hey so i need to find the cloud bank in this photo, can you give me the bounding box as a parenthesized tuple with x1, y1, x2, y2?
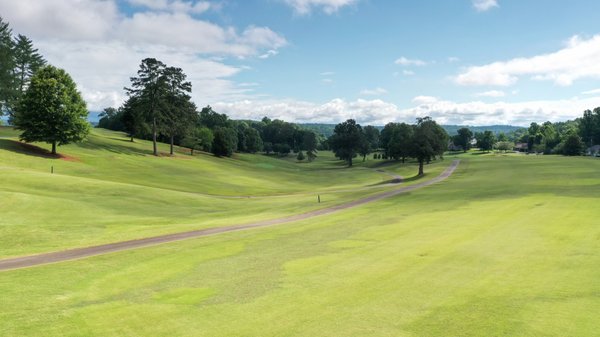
(213, 95, 600, 127)
(0, 0, 286, 110)
(456, 35, 600, 87)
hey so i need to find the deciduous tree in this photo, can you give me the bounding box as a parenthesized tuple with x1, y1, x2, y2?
(329, 119, 363, 167)
(13, 65, 89, 154)
(453, 127, 473, 152)
(410, 117, 448, 176)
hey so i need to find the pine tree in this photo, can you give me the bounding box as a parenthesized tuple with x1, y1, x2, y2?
(125, 58, 168, 156)
(161, 66, 195, 155)
(0, 17, 15, 116)
(12, 34, 46, 98)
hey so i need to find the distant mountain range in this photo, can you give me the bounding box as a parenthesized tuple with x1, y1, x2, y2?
(299, 123, 525, 138)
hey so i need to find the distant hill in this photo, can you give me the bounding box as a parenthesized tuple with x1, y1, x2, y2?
(299, 123, 525, 137)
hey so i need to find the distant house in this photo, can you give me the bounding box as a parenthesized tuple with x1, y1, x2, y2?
(448, 141, 463, 152)
(586, 145, 600, 156)
(514, 143, 528, 152)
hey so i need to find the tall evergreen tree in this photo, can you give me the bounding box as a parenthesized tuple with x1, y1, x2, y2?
(161, 66, 195, 155)
(12, 34, 46, 99)
(125, 58, 167, 156)
(121, 95, 147, 142)
(0, 17, 14, 116)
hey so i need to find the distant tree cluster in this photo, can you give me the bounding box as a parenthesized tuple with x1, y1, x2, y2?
(98, 62, 322, 158)
(447, 111, 598, 156)
(329, 117, 447, 175)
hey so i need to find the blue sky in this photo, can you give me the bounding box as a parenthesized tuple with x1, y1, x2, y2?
(3, 0, 600, 125)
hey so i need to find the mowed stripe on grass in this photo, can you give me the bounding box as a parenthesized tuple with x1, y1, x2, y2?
(0, 155, 598, 336)
(0, 160, 460, 271)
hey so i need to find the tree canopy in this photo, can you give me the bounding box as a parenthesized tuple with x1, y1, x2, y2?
(452, 127, 473, 152)
(329, 119, 364, 167)
(410, 117, 448, 175)
(13, 65, 89, 154)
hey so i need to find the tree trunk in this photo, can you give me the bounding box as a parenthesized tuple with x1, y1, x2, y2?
(363, 154, 366, 162)
(130, 135, 134, 142)
(348, 157, 353, 167)
(170, 135, 174, 156)
(418, 160, 424, 176)
(51, 141, 56, 155)
(402, 157, 405, 163)
(190, 148, 194, 156)
(152, 117, 158, 156)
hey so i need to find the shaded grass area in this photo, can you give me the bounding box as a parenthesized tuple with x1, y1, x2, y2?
(0, 154, 599, 336)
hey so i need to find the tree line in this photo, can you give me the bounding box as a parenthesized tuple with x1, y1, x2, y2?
(329, 117, 448, 175)
(449, 109, 600, 156)
(98, 58, 322, 159)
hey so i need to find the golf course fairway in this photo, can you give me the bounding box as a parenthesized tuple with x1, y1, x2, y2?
(1, 128, 599, 336)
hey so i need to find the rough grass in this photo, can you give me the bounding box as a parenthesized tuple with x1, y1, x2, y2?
(1, 147, 599, 336)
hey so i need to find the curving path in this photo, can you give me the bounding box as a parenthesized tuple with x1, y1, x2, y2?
(0, 160, 460, 272)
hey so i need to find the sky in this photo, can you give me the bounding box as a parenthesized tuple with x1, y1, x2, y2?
(3, 0, 600, 126)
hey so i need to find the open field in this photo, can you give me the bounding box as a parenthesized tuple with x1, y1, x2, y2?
(1, 128, 599, 336)
(0, 128, 447, 258)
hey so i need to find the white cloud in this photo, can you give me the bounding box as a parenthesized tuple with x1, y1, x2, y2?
(402, 70, 415, 76)
(321, 78, 334, 84)
(412, 96, 439, 105)
(120, 14, 286, 56)
(395, 57, 426, 66)
(213, 95, 600, 126)
(360, 87, 388, 96)
(320, 71, 335, 76)
(0, 0, 120, 40)
(127, 0, 212, 14)
(456, 34, 600, 87)
(581, 88, 600, 95)
(0, 0, 287, 111)
(259, 50, 279, 59)
(284, 0, 357, 15)
(472, 0, 498, 12)
(448, 56, 460, 63)
(475, 90, 505, 98)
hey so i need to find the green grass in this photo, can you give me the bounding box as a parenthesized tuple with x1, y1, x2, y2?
(1, 128, 599, 336)
(0, 128, 444, 257)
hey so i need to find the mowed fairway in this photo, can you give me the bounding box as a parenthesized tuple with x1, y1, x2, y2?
(0, 130, 599, 336)
(0, 127, 450, 258)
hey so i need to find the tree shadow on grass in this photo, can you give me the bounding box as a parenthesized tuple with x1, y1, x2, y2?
(75, 138, 154, 156)
(0, 139, 63, 159)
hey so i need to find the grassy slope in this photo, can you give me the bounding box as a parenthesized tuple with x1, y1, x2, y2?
(0, 128, 445, 258)
(1, 153, 599, 336)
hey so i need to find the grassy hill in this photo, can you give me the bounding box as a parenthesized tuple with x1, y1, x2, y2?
(0, 127, 447, 258)
(1, 126, 599, 336)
